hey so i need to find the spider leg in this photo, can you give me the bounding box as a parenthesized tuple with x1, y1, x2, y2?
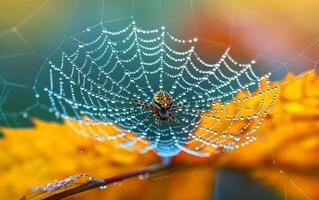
(168, 101, 187, 112)
(134, 99, 157, 112)
(156, 115, 161, 127)
(168, 113, 179, 123)
(145, 112, 155, 123)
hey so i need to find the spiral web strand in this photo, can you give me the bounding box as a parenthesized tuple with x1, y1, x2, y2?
(35, 19, 277, 157)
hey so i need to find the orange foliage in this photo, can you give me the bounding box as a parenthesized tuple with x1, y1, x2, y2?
(1, 70, 318, 200)
(0, 120, 214, 200)
(0, 119, 156, 199)
(214, 70, 319, 200)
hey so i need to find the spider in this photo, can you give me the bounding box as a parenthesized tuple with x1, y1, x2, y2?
(134, 91, 186, 127)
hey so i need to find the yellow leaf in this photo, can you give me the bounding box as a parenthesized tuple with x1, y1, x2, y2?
(0, 120, 158, 199)
(214, 70, 319, 200)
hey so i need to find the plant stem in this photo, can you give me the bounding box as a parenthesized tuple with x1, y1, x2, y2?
(23, 154, 220, 200)
(42, 163, 170, 200)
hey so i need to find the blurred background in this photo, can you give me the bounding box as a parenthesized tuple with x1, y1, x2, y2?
(0, 0, 318, 199)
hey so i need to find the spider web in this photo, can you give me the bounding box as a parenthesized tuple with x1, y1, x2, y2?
(0, 76, 11, 128)
(34, 19, 276, 157)
(0, 0, 317, 198)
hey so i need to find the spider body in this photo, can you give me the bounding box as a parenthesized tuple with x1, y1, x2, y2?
(153, 91, 172, 120)
(134, 91, 186, 127)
